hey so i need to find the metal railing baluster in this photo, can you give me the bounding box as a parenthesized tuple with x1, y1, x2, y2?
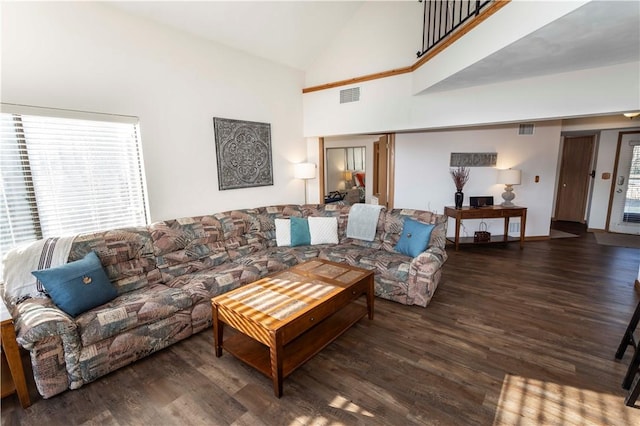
(417, 0, 493, 58)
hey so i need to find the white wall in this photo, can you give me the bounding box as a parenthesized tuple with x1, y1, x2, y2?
(303, 61, 639, 137)
(305, 1, 420, 88)
(1, 2, 306, 222)
(394, 122, 563, 238)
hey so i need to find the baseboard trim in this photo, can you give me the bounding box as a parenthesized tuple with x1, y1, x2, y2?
(526, 236, 550, 241)
(587, 228, 606, 233)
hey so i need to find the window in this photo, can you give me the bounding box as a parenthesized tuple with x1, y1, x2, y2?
(1, 105, 149, 275)
(623, 144, 640, 223)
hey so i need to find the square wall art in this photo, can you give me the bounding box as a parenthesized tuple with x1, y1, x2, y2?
(213, 117, 274, 190)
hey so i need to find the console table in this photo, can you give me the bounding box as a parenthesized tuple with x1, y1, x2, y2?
(444, 205, 527, 251)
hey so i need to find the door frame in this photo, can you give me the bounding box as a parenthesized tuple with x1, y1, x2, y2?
(318, 134, 395, 208)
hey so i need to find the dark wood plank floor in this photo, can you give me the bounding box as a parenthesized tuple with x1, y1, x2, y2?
(3, 233, 640, 425)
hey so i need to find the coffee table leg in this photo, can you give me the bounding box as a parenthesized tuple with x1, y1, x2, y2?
(269, 333, 283, 397)
(212, 304, 223, 357)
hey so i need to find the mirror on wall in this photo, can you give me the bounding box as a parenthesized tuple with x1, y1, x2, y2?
(324, 147, 366, 204)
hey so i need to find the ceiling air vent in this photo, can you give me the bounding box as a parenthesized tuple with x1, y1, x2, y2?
(518, 123, 535, 135)
(340, 87, 360, 104)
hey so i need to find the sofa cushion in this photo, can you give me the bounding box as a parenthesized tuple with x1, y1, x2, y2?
(255, 205, 304, 248)
(275, 219, 291, 246)
(215, 209, 262, 239)
(395, 217, 435, 257)
(283, 245, 325, 263)
(318, 244, 378, 266)
(290, 217, 311, 246)
(303, 204, 351, 241)
(382, 209, 446, 253)
(216, 209, 268, 259)
(32, 251, 117, 317)
(75, 283, 193, 346)
(78, 311, 192, 383)
(69, 227, 157, 294)
(166, 262, 262, 299)
(149, 216, 229, 282)
(232, 247, 299, 275)
(308, 217, 339, 245)
(358, 251, 412, 283)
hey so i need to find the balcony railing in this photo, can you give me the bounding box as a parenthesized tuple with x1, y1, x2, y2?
(417, 0, 493, 58)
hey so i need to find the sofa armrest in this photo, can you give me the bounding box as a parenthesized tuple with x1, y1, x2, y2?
(12, 298, 84, 396)
(404, 245, 448, 307)
(414, 245, 448, 267)
(13, 298, 78, 350)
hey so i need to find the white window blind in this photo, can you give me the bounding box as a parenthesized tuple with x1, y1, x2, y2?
(1, 106, 149, 275)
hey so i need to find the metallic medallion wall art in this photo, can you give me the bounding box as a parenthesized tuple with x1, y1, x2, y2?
(450, 152, 497, 167)
(213, 117, 274, 190)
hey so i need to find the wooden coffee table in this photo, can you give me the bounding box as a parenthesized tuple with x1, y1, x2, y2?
(211, 259, 374, 397)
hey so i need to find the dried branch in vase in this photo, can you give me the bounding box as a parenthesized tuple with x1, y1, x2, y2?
(450, 167, 470, 191)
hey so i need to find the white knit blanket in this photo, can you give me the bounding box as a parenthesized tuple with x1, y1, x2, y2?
(346, 204, 384, 241)
(1, 236, 75, 307)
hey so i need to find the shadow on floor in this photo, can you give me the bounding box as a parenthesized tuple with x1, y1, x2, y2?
(550, 220, 587, 236)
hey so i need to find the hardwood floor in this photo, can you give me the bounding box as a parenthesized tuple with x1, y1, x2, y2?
(2, 233, 640, 425)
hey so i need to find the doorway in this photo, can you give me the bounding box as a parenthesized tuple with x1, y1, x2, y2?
(608, 131, 640, 234)
(319, 134, 394, 208)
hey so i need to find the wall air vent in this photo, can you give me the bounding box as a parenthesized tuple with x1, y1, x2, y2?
(518, 123, 535, 135)
(340, 87, 360, 104)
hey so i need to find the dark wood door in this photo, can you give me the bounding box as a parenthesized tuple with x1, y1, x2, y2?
(554, 135, 595, 222)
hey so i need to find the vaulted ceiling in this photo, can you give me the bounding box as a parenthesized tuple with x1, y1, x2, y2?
(110, 1, 639, 92)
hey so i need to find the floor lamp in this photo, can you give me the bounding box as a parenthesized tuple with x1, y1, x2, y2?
(294, 162, 316, 204)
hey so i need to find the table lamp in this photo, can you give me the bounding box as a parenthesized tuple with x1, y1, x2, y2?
(497, 168, 521, 207)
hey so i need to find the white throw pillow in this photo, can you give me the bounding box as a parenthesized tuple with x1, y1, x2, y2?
(275, 219, 291, 246)
(308, 217, 339, 245)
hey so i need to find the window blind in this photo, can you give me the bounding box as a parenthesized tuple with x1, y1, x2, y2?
(1, 107, 149, 277)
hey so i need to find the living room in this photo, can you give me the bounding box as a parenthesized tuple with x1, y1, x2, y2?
(2, 1, 640, 424)
(3, 2, 638, 236)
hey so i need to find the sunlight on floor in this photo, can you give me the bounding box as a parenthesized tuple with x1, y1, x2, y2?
(329, 395, 375, 417)
(491, 374, 639, 425)
(292, 395, 375, 426)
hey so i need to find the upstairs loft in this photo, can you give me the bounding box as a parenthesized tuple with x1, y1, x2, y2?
(302, 0, 640, 137)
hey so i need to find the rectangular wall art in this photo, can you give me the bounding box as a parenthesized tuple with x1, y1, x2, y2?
(450, 152, 497, 167)
(213, 117, 274, 190)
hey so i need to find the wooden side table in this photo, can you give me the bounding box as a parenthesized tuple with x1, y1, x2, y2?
(444, 205, 527, 251)
(1, 299, 31, 408)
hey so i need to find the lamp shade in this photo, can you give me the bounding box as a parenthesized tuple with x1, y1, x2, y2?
(497, 169, 521, 185)
(294, 162, 316, 179)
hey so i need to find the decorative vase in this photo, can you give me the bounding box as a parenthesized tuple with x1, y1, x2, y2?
(455, 190, 463, 209)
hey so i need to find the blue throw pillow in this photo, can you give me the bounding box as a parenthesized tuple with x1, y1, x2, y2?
(395, 217, 435, 257)
(290, 217, 311, 246)
(32, 251, 117, 317)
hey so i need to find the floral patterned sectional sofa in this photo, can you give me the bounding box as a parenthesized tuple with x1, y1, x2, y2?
(5, 203, 448, 399)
